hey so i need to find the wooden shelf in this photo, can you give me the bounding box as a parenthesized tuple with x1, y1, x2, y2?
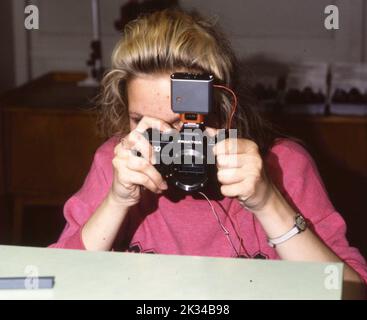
(0, 72, 105, 244)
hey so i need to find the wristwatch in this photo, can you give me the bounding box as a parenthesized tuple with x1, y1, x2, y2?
(268, 213, 308, 248)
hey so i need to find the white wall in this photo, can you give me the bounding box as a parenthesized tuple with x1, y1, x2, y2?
(183, 0, 364, 63)
(10, 0, 367, 84)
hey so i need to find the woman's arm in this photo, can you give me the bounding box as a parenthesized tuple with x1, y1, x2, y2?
(51, 116, 170, 250)
(213, 137, 367, 299)
(82, 116, 171, 251)
(254, 185, 366, 299)
(81, 191, 130, 251)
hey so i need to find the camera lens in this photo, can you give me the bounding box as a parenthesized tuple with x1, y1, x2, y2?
(171, 149, 208, 192)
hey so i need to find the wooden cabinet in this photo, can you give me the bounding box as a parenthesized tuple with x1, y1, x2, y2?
(0, 72, 105, 243)
(4, 110, 102, 196)
(270, 115, 367, 177)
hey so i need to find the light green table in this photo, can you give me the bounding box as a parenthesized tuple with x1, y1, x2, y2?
(0, 245, 343, 300)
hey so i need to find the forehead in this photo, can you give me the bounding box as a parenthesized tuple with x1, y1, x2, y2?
(127, 74, 171, 114)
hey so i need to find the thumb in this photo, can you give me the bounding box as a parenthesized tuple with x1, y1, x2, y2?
(204, 126, 220, 137)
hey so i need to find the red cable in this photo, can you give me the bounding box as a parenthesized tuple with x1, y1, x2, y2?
(213, 84, 238, 130)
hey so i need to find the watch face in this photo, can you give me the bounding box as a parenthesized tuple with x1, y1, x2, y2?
(295, 215, 307, 231)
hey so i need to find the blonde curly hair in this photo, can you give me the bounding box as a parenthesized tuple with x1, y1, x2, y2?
(97, 9, 280, 155)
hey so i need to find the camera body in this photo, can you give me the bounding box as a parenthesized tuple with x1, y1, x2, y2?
(143, 72, 226, 193)
(145, 126, 226, 192)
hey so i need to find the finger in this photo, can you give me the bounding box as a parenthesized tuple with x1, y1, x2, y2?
(216, 153, 245, 168)
(220, 181, 243, 198)
(172, 120, 184, 131)
(213, 138, 237, 155)
(217, 152, 263, 170)
(217, 168, 245, 185)
(204, 126, 219, 137)
(135, 116, 172, 134)
(114, 141, 132, 160)
(220, 176, 258, 199)
(125, 154, 167, 190)
(114, 158, 163, 194)
(124, 130, 156, 163)
(213, 138, 258, 155)
(121, 167, 162, 194)
(115, 132, 156, 164)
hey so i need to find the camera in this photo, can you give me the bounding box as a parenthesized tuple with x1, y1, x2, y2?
(142, 72, 227, 193)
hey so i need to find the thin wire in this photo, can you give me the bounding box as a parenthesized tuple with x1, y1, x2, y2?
(220, 200, 252, 258)
(198, 191, 240, 257)
(213, 84, 238, 130)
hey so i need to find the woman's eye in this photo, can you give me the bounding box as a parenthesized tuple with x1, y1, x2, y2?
(131, 117, 142, 123)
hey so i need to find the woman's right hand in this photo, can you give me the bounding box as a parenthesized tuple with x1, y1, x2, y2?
(109, 116, 172, 208)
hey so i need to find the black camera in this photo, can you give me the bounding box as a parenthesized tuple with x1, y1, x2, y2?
(144, 127, 225, 192)
(143, 72, 227, 193)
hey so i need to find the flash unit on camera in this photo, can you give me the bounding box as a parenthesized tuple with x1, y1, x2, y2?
(171, 73, 214, 114)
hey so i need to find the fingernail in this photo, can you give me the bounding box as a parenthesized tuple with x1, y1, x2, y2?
(160, 181, 168, 190)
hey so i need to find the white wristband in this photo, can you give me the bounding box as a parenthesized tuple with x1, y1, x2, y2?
(267, 213, 307, 248)
(268, 226, 300, 248)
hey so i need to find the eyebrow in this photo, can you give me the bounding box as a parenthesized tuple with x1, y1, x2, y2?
(129, 112, 142, 118)
(129, 112, 180, 125)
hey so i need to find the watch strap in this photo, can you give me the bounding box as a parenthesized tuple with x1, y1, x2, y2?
(267, 225, 300, 248)
(267, 214, 307, 248)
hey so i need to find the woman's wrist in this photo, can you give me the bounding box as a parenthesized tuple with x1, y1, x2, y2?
(81, 191, 131, 251)
(248, 184, 297, 239)
(106, 189, 136, 211)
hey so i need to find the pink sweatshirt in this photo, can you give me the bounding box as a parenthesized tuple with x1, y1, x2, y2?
(50, 137, 367, 283)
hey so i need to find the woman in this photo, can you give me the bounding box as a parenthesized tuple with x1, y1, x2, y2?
(50, 9, 367, 297)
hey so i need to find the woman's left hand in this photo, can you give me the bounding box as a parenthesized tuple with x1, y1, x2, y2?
(213, 137, 273, 212)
